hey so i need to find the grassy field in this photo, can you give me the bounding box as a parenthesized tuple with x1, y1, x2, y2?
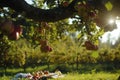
(49, 72, 120, 80)
(0, 65, 120, 80)
(0, 72, 120, 80)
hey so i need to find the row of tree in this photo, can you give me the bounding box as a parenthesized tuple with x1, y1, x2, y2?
(0, 35, 120, 73)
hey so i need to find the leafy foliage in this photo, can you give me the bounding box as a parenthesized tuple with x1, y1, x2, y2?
(0, 0, 120, 73)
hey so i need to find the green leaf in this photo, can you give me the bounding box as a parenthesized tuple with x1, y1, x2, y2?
(105, 1, 113, 11)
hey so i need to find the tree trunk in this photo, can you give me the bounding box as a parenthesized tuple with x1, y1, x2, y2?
(23, 65, 26, 72)
(47, 60, 50, 70)
(76, 56, 79, 70)
(4, 65, 7, 75)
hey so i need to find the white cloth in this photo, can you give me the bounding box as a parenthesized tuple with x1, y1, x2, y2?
(12, 73, 33, 80)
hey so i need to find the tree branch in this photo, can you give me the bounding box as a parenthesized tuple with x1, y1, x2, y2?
(0, 0, 77, 22)
(0, 0, 120, 22)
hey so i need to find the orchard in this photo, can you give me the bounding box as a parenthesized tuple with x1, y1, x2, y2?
(1, 0, 119, 50)
(0, 0, 120, 79)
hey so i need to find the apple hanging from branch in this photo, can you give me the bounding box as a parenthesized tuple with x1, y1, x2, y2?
(0, 20, 14, 35)
(62, 1, 69, 7)
(8, 25, 23, 40)
(40, 40, 52, 53)
(84, 41, 98, 50)
(40, 45, 52, 53)
(0, 20, 23, 40)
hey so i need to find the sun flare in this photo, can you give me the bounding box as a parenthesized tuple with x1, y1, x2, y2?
(102, 16, 120, 45)
(109, 19, 114, 24)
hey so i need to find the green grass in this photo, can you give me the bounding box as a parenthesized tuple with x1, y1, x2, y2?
(0, 72, 119, 80)
(49, 72, 119, 80)
(0, 65, 120, 80)
(0, 76, 12, 80)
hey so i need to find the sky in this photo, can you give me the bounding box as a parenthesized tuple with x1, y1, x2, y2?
(101, 20, 120, 44)
(25, 0, 120, 45)
(25, 0, 33, 4)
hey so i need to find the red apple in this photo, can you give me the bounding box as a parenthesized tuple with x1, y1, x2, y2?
(40, 45, 52, 53)
(8, 31, 20, 40)
(45, 45, 51, 52)
(15, 25, 23, 35)
(85, 41, 92, 47)
(0, 20, 14, 34)
(84, 41, 98, 50)
(62, 1, 69, 7)
(49, 47, 52, 52)
(8, 25, 22, 40)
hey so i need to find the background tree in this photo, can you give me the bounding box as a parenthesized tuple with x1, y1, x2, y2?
(0, 35, 13, 74)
